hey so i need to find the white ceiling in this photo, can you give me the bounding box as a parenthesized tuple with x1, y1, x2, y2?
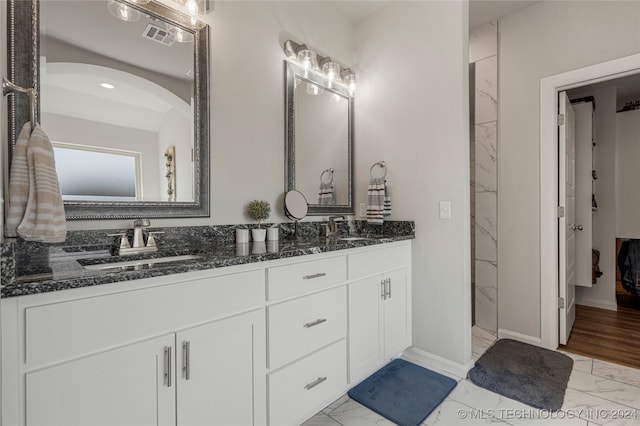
(331, 0, 540, 29)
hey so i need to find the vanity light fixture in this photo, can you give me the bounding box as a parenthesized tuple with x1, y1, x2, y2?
(108, 0, 141, 22)
(283, 39, 356, 96)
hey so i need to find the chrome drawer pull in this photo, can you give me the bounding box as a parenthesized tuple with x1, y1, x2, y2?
(164, 346, 172, 387)
(304, 376, 327, 390)
(183, 341, 191, 380)
(303, 273, 327, 280)
(303, 318, 327, 328)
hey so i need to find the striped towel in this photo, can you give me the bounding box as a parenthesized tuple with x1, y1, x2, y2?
(5, 122, 32, 237)
(16, 124, 67, 243)
(366, 177, 385, 225)
(318, 182, 335, 205)
(383, 180, 392, 216)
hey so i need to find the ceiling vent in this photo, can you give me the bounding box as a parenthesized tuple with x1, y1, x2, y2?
(142, 24, 175, 47)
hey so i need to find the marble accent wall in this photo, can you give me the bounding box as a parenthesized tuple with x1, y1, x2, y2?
(470, 22, 498, 334)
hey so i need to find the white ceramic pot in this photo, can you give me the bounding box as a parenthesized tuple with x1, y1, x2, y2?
(251, 228, 266, 242)
(236, 228, 249, 243)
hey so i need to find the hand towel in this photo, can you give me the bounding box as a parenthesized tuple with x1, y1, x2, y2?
(318, 182, 335, 205)
(366, 177, 385, 225)
(17, 124, 67, 243)
(383, 180, 392, 217)
(5, 122, 32, 237)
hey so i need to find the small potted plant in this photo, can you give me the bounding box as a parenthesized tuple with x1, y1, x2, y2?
(247, 200, 271, 242)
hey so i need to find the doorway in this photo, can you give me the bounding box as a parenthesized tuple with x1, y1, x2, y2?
(539, 53, 640, 351)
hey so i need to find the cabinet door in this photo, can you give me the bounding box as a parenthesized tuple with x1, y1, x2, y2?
(348, 275, 384, 384)
(26, 334, 176, 426)
(384, 267, 411, 359)
(176, 310, 266, 426)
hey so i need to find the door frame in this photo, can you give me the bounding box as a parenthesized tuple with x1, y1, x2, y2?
(539, 53, 640, 350)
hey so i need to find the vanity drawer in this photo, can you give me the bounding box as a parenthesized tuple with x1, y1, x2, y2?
(268, 286, 346, 369)
(25, 270, 264, 367)
(267, 256, 346, 301)
(348, 243, 411, 280)
(268, 339, 347, 426)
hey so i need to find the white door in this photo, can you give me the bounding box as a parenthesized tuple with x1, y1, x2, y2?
(176, 310, 265, 426)
(573, 102, 594, 287)
(559, 91, 577, 345)
(383, 268, 411, 360)
(26, 334, 176, 426)
(348, 275, 384, 384)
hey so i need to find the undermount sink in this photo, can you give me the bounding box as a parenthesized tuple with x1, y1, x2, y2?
(83, 254, 203, 270)
(338, 237, 372, 242)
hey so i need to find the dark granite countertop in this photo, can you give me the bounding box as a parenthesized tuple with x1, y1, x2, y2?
(1, 221, 414, 298)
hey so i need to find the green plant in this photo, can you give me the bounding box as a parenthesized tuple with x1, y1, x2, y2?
(247, 200, 271, 228)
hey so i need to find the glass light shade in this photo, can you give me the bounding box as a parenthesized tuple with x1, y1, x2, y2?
(108, 0, 141, 22)
(306, 83, 324, 96)
(322, 61, 341, 87)
(185, 0, 199, 15)
(343, 73, 356, 96)
(297, 50, 316, 72)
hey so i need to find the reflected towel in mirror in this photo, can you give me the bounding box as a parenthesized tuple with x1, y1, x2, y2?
(318, 182, 335, 205)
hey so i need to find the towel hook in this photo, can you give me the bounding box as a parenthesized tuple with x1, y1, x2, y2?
(320, 168, 334, 185)
(369, 161, 387, 179)
(2, 77, 36, 132)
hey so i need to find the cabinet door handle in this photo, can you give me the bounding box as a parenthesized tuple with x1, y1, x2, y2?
(183, 341, 191, 380)
(304, 376, 327, 390)
(303, 272, 327, 280)
(164, 346, 172, 387)
(386, 277, 392, 299)
(381, 279, 386, 300)
(303, 318, 327, 328)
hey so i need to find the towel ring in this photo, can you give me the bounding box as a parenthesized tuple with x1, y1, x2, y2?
(369, 161, 387, 179)
(320, 168, 334, 184)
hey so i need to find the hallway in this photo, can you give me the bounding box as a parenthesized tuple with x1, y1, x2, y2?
(561, 303, 640, 370)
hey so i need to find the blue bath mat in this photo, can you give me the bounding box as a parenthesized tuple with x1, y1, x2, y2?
(347, 359, 457, 426)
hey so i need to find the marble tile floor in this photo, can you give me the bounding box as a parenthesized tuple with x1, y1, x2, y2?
(304, 341, 640, 425)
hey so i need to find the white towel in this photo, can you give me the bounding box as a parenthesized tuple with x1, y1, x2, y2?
(318, 182, 335, 205)
(383, 181, 392, 217)
(16, 124, 67, 243)
(366, 177, 385, 225)
(5, 122, 32, 237)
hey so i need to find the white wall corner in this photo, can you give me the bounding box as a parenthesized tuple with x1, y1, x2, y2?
(403, 346, 475, 379)
(574, 298, 618, 312)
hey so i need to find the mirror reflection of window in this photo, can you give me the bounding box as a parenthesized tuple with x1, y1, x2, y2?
(40, 0, 195, 203)
(53, 143, 141, 201)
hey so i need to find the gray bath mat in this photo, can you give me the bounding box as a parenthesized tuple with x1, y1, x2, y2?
(468, 339, 573, 410)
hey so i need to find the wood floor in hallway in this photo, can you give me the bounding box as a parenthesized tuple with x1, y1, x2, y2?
(561, 303, 640, 370)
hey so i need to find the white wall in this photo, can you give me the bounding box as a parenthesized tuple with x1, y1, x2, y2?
(355, 1, 471, 368)
(616, 109, 640, 238)
(498, 1, 640, 340)
(51, 1, 356, 230)
(574, 88, 617, 311)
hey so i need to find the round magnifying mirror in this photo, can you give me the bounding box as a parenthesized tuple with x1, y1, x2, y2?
(284, 190, 308, 220)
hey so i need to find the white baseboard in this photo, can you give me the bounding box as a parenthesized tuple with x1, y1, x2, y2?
(497, 329, 542, 347)
(576, 299, 618, 311)
(402, 346, 475, 379)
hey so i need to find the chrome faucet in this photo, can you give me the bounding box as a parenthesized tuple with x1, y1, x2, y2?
(325, 215, 346, 238)
(110, 219, 163, 256)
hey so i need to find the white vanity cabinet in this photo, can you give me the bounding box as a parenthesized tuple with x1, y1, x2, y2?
(265, 255, 349, 426)
(2, 240, 412, 426)
(2, 268, 267, 426)
(347, 243, 412, 385)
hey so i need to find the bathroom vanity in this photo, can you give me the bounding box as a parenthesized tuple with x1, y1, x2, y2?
(1, 228, 413, 426)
